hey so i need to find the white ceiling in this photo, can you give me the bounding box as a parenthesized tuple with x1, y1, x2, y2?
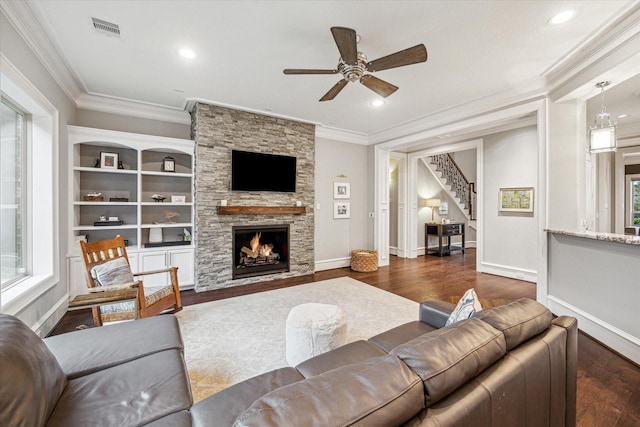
(19, 1, 638, 136)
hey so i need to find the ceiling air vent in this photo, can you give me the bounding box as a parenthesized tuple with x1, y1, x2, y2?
(92, 17, 120, 36)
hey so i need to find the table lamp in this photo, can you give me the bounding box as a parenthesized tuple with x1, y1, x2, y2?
(425, 198, 441, 223)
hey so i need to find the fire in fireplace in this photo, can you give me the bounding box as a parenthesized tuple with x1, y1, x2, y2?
(232, 224, 290, 279)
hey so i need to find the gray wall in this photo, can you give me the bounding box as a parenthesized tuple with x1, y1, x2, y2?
(482, 126, 538, 275)
(74, 109, 191, 139)
(315, 137, 370, 266)
(0, 11, 75, 334)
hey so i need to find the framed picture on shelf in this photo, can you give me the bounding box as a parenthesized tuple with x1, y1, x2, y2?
(333, 202, 351, 219)
(171, 195, 186, 203)
(163, 156, 176, 172)
(498, 187, 534, 213)
(100, 152, 118, 169)
(333, 182, 350, 199)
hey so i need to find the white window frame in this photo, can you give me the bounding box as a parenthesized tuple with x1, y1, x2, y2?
(0, 55, 59, 314)
(1, 96, 28, 289)
(627, 173, 640, 227)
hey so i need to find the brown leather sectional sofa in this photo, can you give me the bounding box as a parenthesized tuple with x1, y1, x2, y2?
(0, 297, 577, 426)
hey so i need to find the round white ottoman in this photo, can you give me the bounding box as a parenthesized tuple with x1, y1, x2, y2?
(285, 303, 347, 366)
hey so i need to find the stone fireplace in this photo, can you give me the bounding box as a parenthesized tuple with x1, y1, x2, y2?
(232, 224, 290, 280)
(191, 103, 315, 291)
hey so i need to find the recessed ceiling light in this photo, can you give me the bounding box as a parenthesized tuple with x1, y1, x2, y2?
(548, 10, 575, 25)
(179, 48, 196, 59)
(371, 99, 384, 107)
(617, 113, 630, 119)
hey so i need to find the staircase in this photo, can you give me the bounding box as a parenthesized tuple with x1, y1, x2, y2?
(425, 154, 477, 220)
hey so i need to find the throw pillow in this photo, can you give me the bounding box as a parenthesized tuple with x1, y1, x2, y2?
(90, 257, 135, 287)
(445, 288, 483, 326)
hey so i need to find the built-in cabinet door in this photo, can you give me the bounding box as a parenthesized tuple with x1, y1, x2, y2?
(68, 256, 87, 300)
(138, 248, 194, 289)
(138, 251, 170, 287)
(169, 249, 194, 288)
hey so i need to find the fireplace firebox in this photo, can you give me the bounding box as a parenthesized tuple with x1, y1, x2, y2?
(232, 224, 290, 279)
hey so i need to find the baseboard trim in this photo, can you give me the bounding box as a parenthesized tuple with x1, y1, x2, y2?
(480, 262, 537, 283)
(33, 294, 69, 337)
(315, 257, 351, 272)
(547, 296, 640, 365)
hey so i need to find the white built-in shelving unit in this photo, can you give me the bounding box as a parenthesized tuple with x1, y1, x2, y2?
(67, 125, 195, 298)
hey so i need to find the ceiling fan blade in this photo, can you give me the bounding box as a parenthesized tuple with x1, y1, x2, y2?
(320, 79, 348, 102)
(283, 69, 338, 75)
(360, 75, 398, 98)
(366, 44, 427, 72)
(331, 27, 358, 65)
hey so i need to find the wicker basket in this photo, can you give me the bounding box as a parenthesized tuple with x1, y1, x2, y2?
(350, 249, 378, 272)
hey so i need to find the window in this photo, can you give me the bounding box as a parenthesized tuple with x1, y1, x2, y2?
(1, 59, 58, 314)
(631, 176, 640, 225)
(1, 99, 28, 290)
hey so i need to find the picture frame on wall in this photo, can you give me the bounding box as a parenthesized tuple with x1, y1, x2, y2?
(499, 187, 534, 212)
(100, 152, 118, 169)
(334, 182, 350, 199)
(333, 202, 351, 219)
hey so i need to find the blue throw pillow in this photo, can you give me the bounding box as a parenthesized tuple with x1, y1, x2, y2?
(445, 288, 483, 326)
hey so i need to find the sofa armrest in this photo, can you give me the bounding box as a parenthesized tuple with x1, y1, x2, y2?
(552, 316, 578, 427)
(419, 300, 456, 328)
(44, 314, 183, 379)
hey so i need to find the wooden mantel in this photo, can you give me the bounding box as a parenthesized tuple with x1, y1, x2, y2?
(217, 206, 306, 215)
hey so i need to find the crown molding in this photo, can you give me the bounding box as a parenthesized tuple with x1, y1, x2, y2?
(186, 97, 320, 127)
(315, 126, 369, 145)
(618, 121, 640, 140)
(369, 77, 547, 146)
(0, 0, 83, 103)
(546, 3, 640, 102)
(77, 93, 191, 125)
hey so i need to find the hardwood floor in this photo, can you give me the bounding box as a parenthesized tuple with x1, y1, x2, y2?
(50, 249, 640, 426)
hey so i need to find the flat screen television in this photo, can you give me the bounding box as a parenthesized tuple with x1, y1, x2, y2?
(231, 150, 296, 192)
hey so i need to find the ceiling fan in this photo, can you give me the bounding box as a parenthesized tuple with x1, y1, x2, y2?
(283, 27, 427, 102)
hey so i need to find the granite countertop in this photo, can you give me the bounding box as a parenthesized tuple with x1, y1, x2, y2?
(545, 228, 640, 245)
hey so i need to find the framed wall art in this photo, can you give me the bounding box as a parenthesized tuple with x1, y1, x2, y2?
(333, 202, 351, 219)
(333, 182, 350, 199)
(499, 187, 534, 212)
(100, 152, 118, 169)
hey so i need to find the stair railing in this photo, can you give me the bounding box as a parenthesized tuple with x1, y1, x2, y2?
(431, 154, 477, 220)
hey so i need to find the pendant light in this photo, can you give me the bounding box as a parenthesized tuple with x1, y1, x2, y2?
(589, 81, 617, 153)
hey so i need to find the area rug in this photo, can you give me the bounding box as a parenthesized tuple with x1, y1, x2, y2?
(174, 277, 419, 402)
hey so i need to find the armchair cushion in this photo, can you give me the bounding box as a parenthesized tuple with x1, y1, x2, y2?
(0, 314, 67, 427)
(90, 257, 134, 287)
(99, 285, 175, 314)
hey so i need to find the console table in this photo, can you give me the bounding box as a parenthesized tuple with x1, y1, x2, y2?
(425, 222, 465, 257)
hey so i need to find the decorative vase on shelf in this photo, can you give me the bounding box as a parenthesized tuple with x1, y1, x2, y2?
(149, 228, 163, 243)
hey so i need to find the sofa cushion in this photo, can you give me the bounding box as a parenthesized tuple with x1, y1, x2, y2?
(44, 314, 184, 379)
(369, 320, 437, 353)
(474, 297, 553, 351)
(445, 288, 483, 326)
(191, 367, 304, 427)
(295, 339, 386, 377)
(0, 314, 67, 427)
(391, 317, 506, 406)
(46, 349, 192, 427)
(233, 354, 424, 426)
